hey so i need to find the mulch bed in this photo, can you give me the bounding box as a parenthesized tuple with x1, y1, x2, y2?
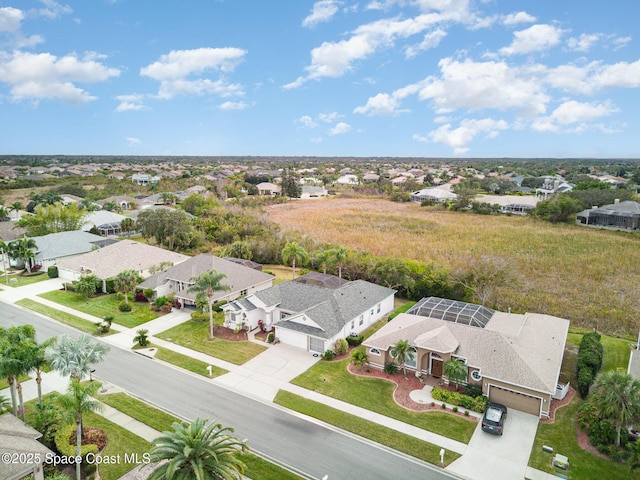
(211, 326, 248, 341)
(539, 387, 576, 424)
(347, 363, 478, 420)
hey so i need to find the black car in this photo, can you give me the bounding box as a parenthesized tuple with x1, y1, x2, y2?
(481, 402, 508, 435)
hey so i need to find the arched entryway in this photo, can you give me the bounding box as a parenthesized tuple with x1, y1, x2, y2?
(430, 353, 443, 377)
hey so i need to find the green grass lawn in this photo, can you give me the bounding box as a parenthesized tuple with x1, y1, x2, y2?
(528, 397, 630, 480)
(16, 298, 119, 336)
(0, 374, 30, 391)
(290, 356, 476, 443)
(4, 272, 50, 287)
(148, 344, 228, 378)
(40, 290, 159, 328)
(275, 390, 461, 466)
(158, 320, 267, 365)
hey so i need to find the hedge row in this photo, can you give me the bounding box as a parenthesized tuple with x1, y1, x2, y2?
(54, 423, 99, 459)
(576, 332, 603, 399)
(430, 387, 488, 413)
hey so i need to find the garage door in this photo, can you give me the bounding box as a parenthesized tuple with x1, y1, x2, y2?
(309, 336, 325, 353)
(488, 385, 541, 416)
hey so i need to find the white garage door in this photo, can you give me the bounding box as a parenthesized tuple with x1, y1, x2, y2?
(275, 327, 308, 350)
(309, 337, 325, 353)
(488, 385, 542, 416)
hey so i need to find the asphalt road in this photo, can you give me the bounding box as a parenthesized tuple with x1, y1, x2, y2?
(1, 301, 462, 480)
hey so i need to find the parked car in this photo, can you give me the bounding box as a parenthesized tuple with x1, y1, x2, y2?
(481, 402, 508, 435)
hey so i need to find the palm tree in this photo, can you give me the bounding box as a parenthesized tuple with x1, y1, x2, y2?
(133, 329, 150, 347)
(8, 235, 37, 273)
(188, 270, 231, 340)
(120, 217, 136, 237)
(0, 324, 36, 417)
(0, 394, 10, 414)
(313, 248, 331, 274)
(444, 358, 468, 391)
(331, 246, 348, 279)
(75, 274, 100, 298)
(23, 337, 56, 407)
(149, 417, 248, 480)
(0, 239, 9, 284)
(114, 269, 143, 304)
(9, 201, 24, 220)
(57, 379, 104, 480)
(281, 241, 309, 279)
(592, 370, 640, 447)
(350, 349, 369, 369)
(390, 339, 415, 379)
(46, 334, 110, 380)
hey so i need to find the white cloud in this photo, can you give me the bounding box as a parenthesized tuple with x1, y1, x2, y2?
(416, 57, 549, 115)
(285, 4, 474, 88)
(36, 0, 73, 19)
(302, 1, 341, 28)
(532, 100, 618, 133)
(545, 60, 640, 94)
(219, 100, 248, 110)
(297, 115, 318, 127)
(126, 137, 142, 147)
(502, 11, 536, 26)
(499, 24, 564, 56)
(319, 111, 340, 123)
(426, 117, 508, 153)
(155, 78, 243, 100)
(0, 50, 120, 104)
(0, 6, 23, 32)
(115, 94, 148, 112)
(567, 33, 601, 52)
(329, 121, 352, 135)
(354, 92, 405, 115)
(405, 28, 447, 58)
(613, 36, 631, 50)
(141, 47, 246, 81)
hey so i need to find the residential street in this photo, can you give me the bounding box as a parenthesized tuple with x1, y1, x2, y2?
(0, 300, 463, 480)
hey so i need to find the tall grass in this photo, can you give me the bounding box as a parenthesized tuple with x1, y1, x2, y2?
(267, 198, 640, 336)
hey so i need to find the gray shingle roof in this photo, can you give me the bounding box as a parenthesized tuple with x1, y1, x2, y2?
(31, 230, 108, 261)
(258, 279, 395, 339)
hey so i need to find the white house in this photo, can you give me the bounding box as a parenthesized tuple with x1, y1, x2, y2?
(222, 273, 396, 353)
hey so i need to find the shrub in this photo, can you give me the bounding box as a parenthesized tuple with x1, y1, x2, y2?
(118, 301, 132, 312)
(212, 300, 228, 312)
(346, 334, 364, 346)
(103, 315, 114, 325)
(431, 387, 487, 413)
(323, 349, 334, 361)
(133, 329, 150, 347)
(463, 383, 483, 398)
(47, 266, 58, 278)
(154, 296, 170, 308)
(334, 338, 348, 356)
(54, 424, 98, 459)
(441, 403, 447, 409)
(464, 410, 469, 416)
(383, 362, 398, 375)
(267, 332, 275, 343)
(161, 303, 172, 313)
(135, 291, 147, 302)
(190, 311, 210, 322)
(453, 406, 458, 413)
(576, 332, 603, 399)
(104, 277, 116, 294)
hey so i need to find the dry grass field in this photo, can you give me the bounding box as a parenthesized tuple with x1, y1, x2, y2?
(266, 197, 640, 336)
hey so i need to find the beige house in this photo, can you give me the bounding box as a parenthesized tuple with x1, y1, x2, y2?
(56, 240, 189, 291)
(364, 297, 570, 417)
(139, 253, 274, 307)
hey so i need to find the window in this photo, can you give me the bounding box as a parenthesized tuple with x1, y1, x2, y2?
(240, 289, 247, 296)
(371, 309, 374, 315)
(377, 304, 381, 313)
(351, 320, 355, 329)
(370, 348, 381, 356)
(471, 370, 482, 381)
(359, 315, 363, 326)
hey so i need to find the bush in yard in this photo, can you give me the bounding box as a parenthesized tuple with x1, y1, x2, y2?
(212, 300, 228, 312)
(190, 311, 210, 322)
(383, 362, 398, 375)
(576, 331, 603, 398)
(54, 424, 98, 459)
(47, 266, 58, 278)
(154, 296, 170, 308)
(334, 338, 348, 356)
(135, 290, 147, 302)
(463, 383, 483, 398)
(133, 329, 150, 347)
(104, 277, 116, 294)
(267, 332, 275, 343)
(346, 334, 364, 346)
(323, 349, 334, 361)
(577, 362, 594, 398)
(431, 387, 487, 413)
(118, 301, 132, 312)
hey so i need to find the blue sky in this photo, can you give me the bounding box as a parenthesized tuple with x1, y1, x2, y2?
(1, 0, 639, 158)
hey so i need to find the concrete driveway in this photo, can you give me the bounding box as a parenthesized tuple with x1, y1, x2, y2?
(446, 409, 539, 480)
(214, 343, 320, 401)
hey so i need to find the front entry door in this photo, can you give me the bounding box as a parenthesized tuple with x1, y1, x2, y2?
(431, 358, 443, 377)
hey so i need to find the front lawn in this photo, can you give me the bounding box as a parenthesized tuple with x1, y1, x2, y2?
(151, 345, 228, 377)
(158, 320, 266, 365)
(16, 298, 118, 335)
(40, 290, 159, 328)
(4, 271, 50, 287)
(275, 390, 461, 466)
(290, 356, 476, 443)
(528, 397, 630, 480)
